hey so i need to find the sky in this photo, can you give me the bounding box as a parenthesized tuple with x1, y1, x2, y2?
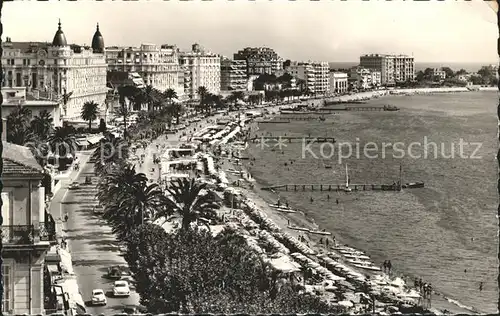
(3, 1, 498, 63)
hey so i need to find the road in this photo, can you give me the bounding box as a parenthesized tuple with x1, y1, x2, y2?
(61, 160, 141, 314)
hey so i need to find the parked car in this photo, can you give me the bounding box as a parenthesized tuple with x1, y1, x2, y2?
(91, 289, 107, 306)
(92, 206, 104, 215)
(68, 182, 80, 190)
(123, 305, 147, 314)
(113, 280, 130, 297)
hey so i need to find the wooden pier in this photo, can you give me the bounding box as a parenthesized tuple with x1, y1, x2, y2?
(261, 183, 403, 192)
(278, 116, 326, 121)
(250, 136, 336, 143)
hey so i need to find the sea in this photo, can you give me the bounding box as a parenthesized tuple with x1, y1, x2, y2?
(329, 62, 495, 73)
(244, 91, 498, 314)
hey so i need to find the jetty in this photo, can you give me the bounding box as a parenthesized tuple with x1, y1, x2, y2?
(249, 136, 336, 143)
(262, 182, 421, 192)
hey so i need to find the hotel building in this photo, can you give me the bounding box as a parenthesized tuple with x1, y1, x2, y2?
(233, 47, 283, 75)
(106, 43, 185, 99)
(430, 68, 446, 80)
(220, 58, 247, 91)
(349, 66, 381, 90)
(359, 54, 415, 86)
(1, 21, 108, 121)
(286, 61, 330, 94)
(179, 44, 221, 98)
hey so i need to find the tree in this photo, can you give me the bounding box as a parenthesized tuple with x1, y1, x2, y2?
(48, 125, 77, 169)
(99, 165, 170, 241)
(164, 178, 220, 231)
(60, 88, 73, 118)
(30, 110, 53, 137)
(98, 118, 107, 133)
(440, 67, 454, 79)
(81, 101, 99, 132)
(143, 85, 159, 112)
(6, 105, 33, 145)
(283, 59, 291, 68)
(168, 102, 183, 125)
(117, 85, 136, 139)
(164, 88, 178, 104)
(456, 68, 468, 76)
(197, 86, 208, 112)
(92, 132, 129, 176)
(125, 226, 340, 314)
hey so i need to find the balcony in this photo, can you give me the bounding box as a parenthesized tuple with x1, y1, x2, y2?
(39, 222, 57, 243)
(1, 225, 34, 244)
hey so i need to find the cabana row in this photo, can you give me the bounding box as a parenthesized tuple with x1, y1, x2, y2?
(318, 254, 365, 283)
(291, 252, 345, 283)
(219, 126, 241, 145)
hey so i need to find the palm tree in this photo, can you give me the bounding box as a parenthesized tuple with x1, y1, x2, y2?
(99, 165, 170, 241)
(117, 85, 136, 139)
(164, 178, 220, 231)
(164, 88, 178, 104)
(6, 105, 33, 145)
(30, 110, 54, 137)
(92, 132, 129, 176)
(81, 101, 100, 132)
(168, 102, 183, 125)
(48, 125, 77, 169)
(231, 91, 245, 109)
(143, 85, 158, 112)
(60, 88, 73, 118)
(197, 86, 208, 112)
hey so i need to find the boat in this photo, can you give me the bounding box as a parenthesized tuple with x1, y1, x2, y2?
(344, 164, 352, 192)
(342, 253, 371, 260)
(277, 208, 297, 214)
(402, 182, 425, 189)
(309, 230, 332, 236)
(352, 263, 382, 272)
(383, 105, 400, 111)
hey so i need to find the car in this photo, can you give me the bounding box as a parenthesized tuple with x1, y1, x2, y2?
(113, 280, 130, 297)
(68, 182, 80, 190)
(108, 266, 127, 280)
(92, 206, 104, 215)
(91, 289, 107, 306)
(123, 305, 147, 314)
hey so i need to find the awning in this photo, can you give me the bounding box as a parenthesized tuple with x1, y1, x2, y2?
(75, 139, 87, 147)
(87, 136, 104, 145)
(56, 278, 86, 314)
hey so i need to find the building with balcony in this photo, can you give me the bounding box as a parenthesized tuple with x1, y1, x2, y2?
(285, 61, 330, 94)
(233, 47, 283, 76)
(220, 58, 247, 91)
(359, 54, 415, 86)
(179, 43, 221, 98)
(2, 21, 108, 122)
(349, 66, 381, 90)
(1, 87, 62, 127)
(106, 43, 185, 99)
(329, 72, 348, 94)
(2, 141, 55, 314)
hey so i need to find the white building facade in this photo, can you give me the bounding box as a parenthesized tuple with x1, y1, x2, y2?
(329, 72, 348, 94)
(2, 22, 108, 122)
(179, 44, 221, 98)
(106, 44, 185, 99)
(349, 67, 381, 90)
(286, 61, 330, 94)
(359, 54, 414, 86)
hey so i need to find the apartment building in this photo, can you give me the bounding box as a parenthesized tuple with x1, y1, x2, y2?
(349, 66, 381, 90)
(286, 61, 330, 94)
(179, 43, 221, 98)
(2, 21, 108, 121)
(220, 58, 247, 91)
(233, 47, 283, 75)
(359, 54, 415, 86)
(329, 72, 348, 94)
(431, 68, 446, 80)
(2, 141, 56, 314)
(106, 43, 185, 99)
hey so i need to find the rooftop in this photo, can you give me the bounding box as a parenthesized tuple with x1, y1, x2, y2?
(3, 141, 44, 176)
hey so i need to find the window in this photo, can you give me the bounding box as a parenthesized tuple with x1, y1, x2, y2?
(2, 265, 11, 313)
(16, 73, 21, 86)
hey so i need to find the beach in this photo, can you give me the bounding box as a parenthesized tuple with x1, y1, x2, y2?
(240, 90, 497, 313)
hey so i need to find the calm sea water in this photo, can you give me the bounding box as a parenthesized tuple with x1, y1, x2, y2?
(245, 92, 498, 313)
(329, 61, 494, 73)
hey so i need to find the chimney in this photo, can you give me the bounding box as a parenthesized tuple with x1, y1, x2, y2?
(2, 118, 6, 142)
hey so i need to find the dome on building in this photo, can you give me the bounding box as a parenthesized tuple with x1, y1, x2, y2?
(91, 23, 105, 53)
(52, 20, 68, 47)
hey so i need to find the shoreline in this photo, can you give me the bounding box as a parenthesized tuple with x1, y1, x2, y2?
(233, 93, 485, 314)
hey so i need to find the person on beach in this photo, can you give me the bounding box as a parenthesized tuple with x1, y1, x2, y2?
(336, 198, 339, 204)
(387, 260, 392, 274)
(479, 282, 483, 291)
(327, 194, 330, 200)
(382, 260, 387, 273)
(64, 212, 69, 222)
(419, 278, 423, 292)
(310, 197, 314, 203)
(414, 277, 419, 289)
(325, 238, 329, 247)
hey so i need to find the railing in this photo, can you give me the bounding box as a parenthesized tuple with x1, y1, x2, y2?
(1, 225, 34, 244)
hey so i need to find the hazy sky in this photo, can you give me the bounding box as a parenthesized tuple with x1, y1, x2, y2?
(3, 1, 497, 63)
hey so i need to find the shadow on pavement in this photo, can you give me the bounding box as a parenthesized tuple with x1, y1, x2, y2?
(72, 258, 125, 267)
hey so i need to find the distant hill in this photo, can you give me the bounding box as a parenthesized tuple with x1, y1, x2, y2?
(329, 61, 495, 73)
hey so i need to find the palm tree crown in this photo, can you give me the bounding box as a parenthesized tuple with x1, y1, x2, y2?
(81, 101, 100, 132)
